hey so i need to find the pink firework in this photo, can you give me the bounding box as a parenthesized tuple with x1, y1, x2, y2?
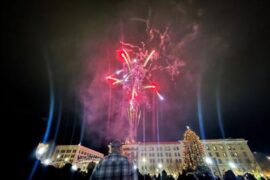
(106, 16, 195, 142)
(107, 47, 162, 142)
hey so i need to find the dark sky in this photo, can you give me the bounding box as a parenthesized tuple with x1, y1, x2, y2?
(2, 0, 270, 178)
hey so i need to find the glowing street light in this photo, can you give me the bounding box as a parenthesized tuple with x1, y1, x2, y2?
(43, 159, 51, 166)
(142, 157, 146, 163)
(267, 156, 270, 161)
(64, 158, 69, 162)
(204, 157, 213, 165)
(133, 165, 137, 170)
(204, 156, 222, 177)
(71, 164, 78, 171)
(57, 154, 61, 159)
(36, 147, 47, 156)
(158, 163, 163, 169)
(229, 162, 237, 169)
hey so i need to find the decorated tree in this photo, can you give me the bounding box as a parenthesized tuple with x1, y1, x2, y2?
(183, 126, 205, 170)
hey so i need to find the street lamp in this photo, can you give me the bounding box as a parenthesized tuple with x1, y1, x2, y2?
(71, 164, 78, 171)
(228, 162, 237, 169)
(142, 157, 146, 163)
(204, 157, 222, 178)
(158, 163, 163, 169)
(42, 158, 51, 166)
(204, 157, 214, 177)
(204, 157, 213, 165)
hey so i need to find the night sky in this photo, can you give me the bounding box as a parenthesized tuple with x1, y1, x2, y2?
(2, 0, 270, 179)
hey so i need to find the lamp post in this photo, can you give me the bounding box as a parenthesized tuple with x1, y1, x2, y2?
(158, 163, 163, 178)
(228, 161, 237, 175)
(204, 157, 222, 178)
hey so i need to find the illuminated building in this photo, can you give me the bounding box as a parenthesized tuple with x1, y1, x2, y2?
(36, 143, 104, 172)
(122, 139, 262, 177)
(122, 142, 183, 177)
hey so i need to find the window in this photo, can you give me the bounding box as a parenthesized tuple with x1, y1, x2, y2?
(215, 152, 220, 157)
(213, 146, 217, 151)
(61, 150, 65, 153)
(220, 145, 224, 150)
(245, 158, 251, 163)
(234, 152, 238, 157)
(209, 152, 212, 157)
(56, 150, 59, 153)
(223, 152, 227, 157)
(218, 159, 222, 164)
(67, 150, 71, 153)
(238, 159, 242, 163)
(213, 158, 217, 164)
(73, 150, 76, 153)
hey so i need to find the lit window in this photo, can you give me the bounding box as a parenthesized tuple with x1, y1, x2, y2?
(223, 152, 227, 157)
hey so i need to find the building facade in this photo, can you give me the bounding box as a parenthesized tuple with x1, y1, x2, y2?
(36, 143, 104, 172)
(122, 139, 261, 177)
(122, 141, 183, 177)
(202, 139, 261, 177)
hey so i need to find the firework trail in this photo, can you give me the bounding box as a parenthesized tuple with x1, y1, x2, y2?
(106, 16, 190, 142)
